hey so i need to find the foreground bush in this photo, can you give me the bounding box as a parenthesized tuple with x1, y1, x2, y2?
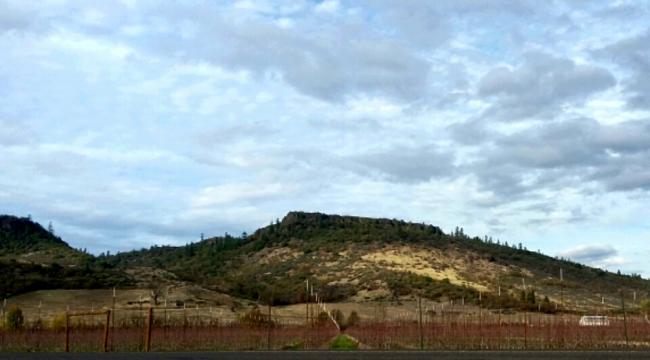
(5, 305, 24, 330)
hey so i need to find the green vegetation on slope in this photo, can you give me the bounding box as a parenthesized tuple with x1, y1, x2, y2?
(0, 215, 132, 298)
(0, 215, 80, 259)
(104, 212, 649, 310)
(0, 259, 133, 299)
(2, 211, 648, 310)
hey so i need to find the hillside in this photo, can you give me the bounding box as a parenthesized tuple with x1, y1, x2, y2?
(0, 215, 85, 265)
(0, 215, 132, 299)
(105, 211, 649, 311)
(2, 212, 647, 311)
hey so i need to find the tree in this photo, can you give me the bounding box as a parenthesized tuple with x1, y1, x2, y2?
(6, 305, 24, 330)
(526, 289, 536, 304)
(149, 282, 165, 306)
(47, 221, 54, 235)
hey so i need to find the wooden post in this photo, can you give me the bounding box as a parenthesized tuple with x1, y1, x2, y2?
(111, 288, 116, 352)
(418, 296, 424, 350)
(64, 312, 70, 352)
(621, 290, 629, 348)
(267, 302, 272, 350)
(103, 310, 111, 352)
(479, 292, 483, 349)
(305, 279, 309, 327)
(144, 307, 153, 352)
(524, 312, 527, 350)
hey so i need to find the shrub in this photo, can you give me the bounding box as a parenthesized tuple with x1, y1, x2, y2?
(640, 299, 650, 315)
(6, 305, 24, 330)
(51, 314, 67, 330)
(331, 308, 345, 326)
(239, 307, 273, 327)
(330, 334, 358, 350)
(317, 311, 330, 326)
(346, 311, 360, 327)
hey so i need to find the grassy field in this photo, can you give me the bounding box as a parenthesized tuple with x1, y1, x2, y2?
(6, 288, 510, 328)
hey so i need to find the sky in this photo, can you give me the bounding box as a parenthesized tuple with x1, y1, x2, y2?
(1, 0, 650, 276)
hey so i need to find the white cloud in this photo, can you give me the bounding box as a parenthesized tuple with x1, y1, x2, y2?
(191, 183, 289, 208)
(1, 0, 650, 276)
(314, 0, 339, 14)
(558, 244, 627, 271)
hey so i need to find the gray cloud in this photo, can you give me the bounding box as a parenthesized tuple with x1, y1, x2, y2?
(448, 119, 493, 145)
(593, 2, 649, 20)
(595, 30, 650, 109)
(2, 0, 650, 275)
(0, 1, 31, 32)
(558, 244, 619, 264)
(494, 118, 603, 169)
(478, 52, 615, 121)
(466, 117, 650, 202)
(109, 3, 436, 104)
(0, 119, 34, 146)
(352, 145, 455, 183)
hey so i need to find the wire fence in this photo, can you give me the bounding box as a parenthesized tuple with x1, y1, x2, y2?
(0, 306, 339, 352)
(348, 311, 650, 350)
(1, 305, 649, 351)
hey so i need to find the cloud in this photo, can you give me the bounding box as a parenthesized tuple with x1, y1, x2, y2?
(558, 244, 625, 268)
(191, 183, 290, 208)
(313, 0, 339, 14)
(97, 2, 437, 104)
(465, 117, 650, 201)
(2, 0, 650, 275)
(478, 52, 616, 121)
(595, 30, 650, 109)
(351, 145, 456, 183)
(0, 119, 34, 146)
(0, 1, 30, 32)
